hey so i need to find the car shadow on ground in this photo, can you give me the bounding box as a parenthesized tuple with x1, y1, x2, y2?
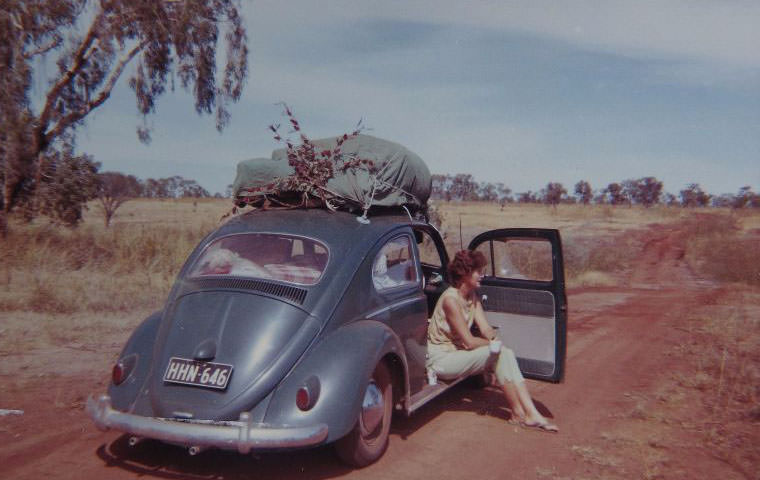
(391, 380, 555, 439)
(95, 382, 556, 479)
(97, 435, 351, 480)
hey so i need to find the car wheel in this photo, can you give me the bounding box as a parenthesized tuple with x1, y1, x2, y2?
(335, 362, 393, 467)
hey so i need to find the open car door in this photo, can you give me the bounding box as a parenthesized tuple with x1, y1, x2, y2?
(468, 229, 567, 383)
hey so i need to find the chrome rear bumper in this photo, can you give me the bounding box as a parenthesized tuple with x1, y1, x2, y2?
(86, 394, 328, 454)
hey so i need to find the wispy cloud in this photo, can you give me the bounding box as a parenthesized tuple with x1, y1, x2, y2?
(250, 0, 760, 69)
(72, 1, 759, 196)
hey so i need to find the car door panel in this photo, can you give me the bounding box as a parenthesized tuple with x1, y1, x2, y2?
(468, 228, 566, 383)
(479, 286, 557, 377)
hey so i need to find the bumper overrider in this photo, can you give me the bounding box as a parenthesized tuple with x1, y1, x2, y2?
(86, 394, 328, 454)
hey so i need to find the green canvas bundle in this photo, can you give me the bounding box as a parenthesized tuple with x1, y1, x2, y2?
(232, 134, 431, 214)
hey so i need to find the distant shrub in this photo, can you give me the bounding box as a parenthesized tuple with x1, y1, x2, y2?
(563, 235, 640, 285)
(682, 214, 760, 286)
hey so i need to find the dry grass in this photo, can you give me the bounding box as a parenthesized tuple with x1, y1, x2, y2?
(682, 213, 760, 286)
(575, 288, 760, 480)
(1, 199, 226, 314)
(2, 200, 759, 315)
(435, 202, 677, 288)
(675, 290, 760, 476)
(1, 199, 758, 479)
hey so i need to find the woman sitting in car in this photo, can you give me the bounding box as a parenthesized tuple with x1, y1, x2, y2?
(426, 250, 558, 432)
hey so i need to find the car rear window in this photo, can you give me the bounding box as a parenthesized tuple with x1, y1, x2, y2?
(189, 234, 328, 285)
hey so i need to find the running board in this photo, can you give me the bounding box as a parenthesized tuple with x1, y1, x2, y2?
(407, 376, 469, 415)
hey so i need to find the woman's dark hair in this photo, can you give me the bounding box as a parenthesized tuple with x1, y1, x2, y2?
(448, 250, 487, 287)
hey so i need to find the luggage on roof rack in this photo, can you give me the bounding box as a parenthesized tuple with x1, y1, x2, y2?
(232, 134, 431, 215)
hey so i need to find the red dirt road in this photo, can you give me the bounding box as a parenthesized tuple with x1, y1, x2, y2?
(1, 227, 754, 479)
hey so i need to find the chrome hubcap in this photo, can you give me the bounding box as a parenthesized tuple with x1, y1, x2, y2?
(359, 380, 384, 438)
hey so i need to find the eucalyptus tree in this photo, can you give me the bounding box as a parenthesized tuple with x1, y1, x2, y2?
(98, 171, 141, 227)
(0, 0, 248, 233)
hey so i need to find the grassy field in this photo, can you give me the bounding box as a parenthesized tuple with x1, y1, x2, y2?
(1, 199, 758, 478)
(2, 199, 758, 316)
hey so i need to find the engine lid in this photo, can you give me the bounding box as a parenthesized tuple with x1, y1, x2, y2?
(146, 290, 320, 420)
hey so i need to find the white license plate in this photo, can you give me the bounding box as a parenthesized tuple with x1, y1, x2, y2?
(163, 357, 233, 390)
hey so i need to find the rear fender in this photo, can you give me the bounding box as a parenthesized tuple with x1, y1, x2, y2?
(262, 320, 407, 443)
(108, 311, 163, 410)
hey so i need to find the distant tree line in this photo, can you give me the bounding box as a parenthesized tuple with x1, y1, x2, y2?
(431, 173, 760, 209)
(3, 147, 217, 228)
(98, 173, 218, 227)
(98, 172, 220, 227)
(9, 164, 759, 230)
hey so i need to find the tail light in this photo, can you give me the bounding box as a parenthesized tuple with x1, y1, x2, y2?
(112, 363, 126, 385)
(112, 354, 137, 385)
(296, 376, 320, 411)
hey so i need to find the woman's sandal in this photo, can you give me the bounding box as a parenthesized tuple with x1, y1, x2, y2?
(520, 420, 559, 433)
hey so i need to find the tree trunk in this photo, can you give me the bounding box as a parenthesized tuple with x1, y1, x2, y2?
(0, 210, 7, 239)
(1, 178, 14, 238)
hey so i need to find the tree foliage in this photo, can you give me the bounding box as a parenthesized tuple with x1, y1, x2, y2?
(98, 171, 141, 227)
(478, 182, 498, 202)
(431, 174, 452, 201)
(574, 180, 592, 205)
(430, 174, 512, 203)
(449, 174, 479, 201)
(732, 186, 759, 209)
(517, 191, 539, 204)
(602, 182, 628, 205)
(37, 148, 100, 226)
(404, 170, 756, 211)
(680, 183, 711, 207)
(542, 182, 567, 207)
(142, 175, 210, 199)
(0, 0, 248, 232)
(235, 104, 374, 212)
(624, 177, 663, 207)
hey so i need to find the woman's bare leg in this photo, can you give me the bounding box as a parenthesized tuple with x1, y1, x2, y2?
(514, 382, 544, 422)
(501, 382, 526, 420)
(502, 381, 557, 430)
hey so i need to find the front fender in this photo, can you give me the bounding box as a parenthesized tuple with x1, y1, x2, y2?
(262, 320, 406, 443)
(108, 310, 163, 411)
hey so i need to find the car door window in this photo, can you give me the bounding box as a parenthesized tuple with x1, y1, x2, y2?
(373, 236, 418, 291)
(475, 238, 553, 281)
(416, 230, 443, 268)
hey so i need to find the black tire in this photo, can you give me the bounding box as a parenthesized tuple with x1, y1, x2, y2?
(335, 362, 393, 467)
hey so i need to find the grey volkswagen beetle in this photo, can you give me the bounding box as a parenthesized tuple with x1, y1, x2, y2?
(87, 207, 567, 467)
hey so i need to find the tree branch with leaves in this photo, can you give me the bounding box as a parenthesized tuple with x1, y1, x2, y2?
(236, 104, 375, 212)
(0, 0, 248, 234)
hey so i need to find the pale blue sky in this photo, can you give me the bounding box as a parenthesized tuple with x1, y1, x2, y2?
(70, 0, 759, 197)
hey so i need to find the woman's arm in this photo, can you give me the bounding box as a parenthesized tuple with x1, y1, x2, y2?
(472, 301, 497, 340)
(442, 296, 490, 350)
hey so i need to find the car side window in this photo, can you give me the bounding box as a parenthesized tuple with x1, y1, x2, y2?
(474, 237, 553, 281)
(372, 235, 419, 292)
(415, 229, 443, 268)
